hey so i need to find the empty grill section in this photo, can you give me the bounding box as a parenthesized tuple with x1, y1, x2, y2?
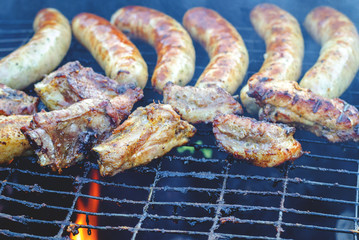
(0, 2, 359, 239)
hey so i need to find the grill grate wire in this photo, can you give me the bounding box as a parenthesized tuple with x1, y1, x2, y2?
(0, 9, 359, 240)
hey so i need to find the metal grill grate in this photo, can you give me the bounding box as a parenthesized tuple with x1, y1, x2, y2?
(0, 3, 359, 240)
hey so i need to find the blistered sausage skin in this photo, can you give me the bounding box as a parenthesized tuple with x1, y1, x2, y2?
(300, 6, 359, 98)
(0, 8, 71, 89)
(111, 6, 195, 93)
(240, 4, 304, 115)
(72, 13, 148, 89)
(183, 7, 249, 94)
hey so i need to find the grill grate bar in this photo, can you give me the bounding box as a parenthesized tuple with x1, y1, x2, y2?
(276, 164, 289, 239)
(208, 161, 230, 240)
(293, 165, 359, 175)
(55, 163, 92, 238)
(355, 162, 359, 240)
(131, 162, 162, 240)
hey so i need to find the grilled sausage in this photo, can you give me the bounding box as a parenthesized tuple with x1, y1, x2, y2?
(111, 6, 195, 93)
(0, 8, 71, 89)
(240, 4, 304, 115)
(183, 7, 248, 94)
(300, 6, 359, 98)
(72, 13, 148, 89)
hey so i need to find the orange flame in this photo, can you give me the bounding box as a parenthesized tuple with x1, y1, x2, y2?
(71, 169, 100, 240)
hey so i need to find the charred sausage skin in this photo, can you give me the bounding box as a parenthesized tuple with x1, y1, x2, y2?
(111, 6, 195, 93)
(72, 13, 148, 88)
(183, 7, 249, 95)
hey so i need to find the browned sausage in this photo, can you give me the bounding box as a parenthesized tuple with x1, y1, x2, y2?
(111, 6, 195, 93)
(72, 13, 148, 88)
(0, 8, 71, 89)
(240, 4, 304, 115)
(183, 7, 248, 94)
(300, 6, 359, 98)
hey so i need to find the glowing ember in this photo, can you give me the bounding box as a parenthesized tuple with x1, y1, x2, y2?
(71, 169, 100, 240)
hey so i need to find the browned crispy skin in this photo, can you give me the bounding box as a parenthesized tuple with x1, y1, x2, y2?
(213, 115, 302, 167)
(0, 115, 33, 165)
(93, 103, 196, 177)
(0, 84, 39, 115)
(300, 6, 359, 98)
(21, 91, 143, 173)
(183, 7, 248, 94)
(72, 13, 148, 88)
(248, 79, 359, 142)
(163, 83, 242, 124)
(240, 4, 304, 115)
(111, 6, 195, 93)
(35, 61, 141, 110)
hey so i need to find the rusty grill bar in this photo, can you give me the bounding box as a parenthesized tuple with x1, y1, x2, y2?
(0, 3, 359, 239)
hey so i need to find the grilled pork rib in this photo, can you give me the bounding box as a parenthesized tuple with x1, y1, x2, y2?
(35, 61, 139, 110)
(163, 83, 243, 123)
(22, 90, 143, 173)
(213, 115, 303, 167)
(0, 84, 39, 116)
(248, 79, 359, 142)
(93, 103, 196, 177)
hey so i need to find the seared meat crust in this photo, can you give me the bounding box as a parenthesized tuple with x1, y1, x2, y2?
(248, 79, 359, 142)
(213, 115, 303, 167)
(93, 103, 196, 177)
(163, 83, 242, 124)
(35, 61, 140, 110)
(0, 84, 39, 115)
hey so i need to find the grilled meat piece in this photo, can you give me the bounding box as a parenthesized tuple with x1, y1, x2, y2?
(248, 79, 359, 142)
(0, 84, 39, 116)
(21, 90, 143, 173)
(35, 61, 139, 110)
(213, 115, 303, 167)
(163, 83, 242, 123)
(93, 103, 196, 177)
(0, 115, 33, 165)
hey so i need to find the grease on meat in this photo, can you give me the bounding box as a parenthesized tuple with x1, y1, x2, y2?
(35, 61, 142, 110)
(93, 103, 196, 177)
(213, 115, 303, 167)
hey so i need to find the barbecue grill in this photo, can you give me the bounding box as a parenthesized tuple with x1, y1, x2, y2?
(1, 0, 359, 239)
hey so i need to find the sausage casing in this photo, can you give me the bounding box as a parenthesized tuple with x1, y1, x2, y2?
(183, 7, 248, 94)
(300, 6, 359, 98)
(72, 13, 148, 89)
(0, 8, 71, 89)
(111, 6, 195, 93)
(240, 4, 304, 114)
